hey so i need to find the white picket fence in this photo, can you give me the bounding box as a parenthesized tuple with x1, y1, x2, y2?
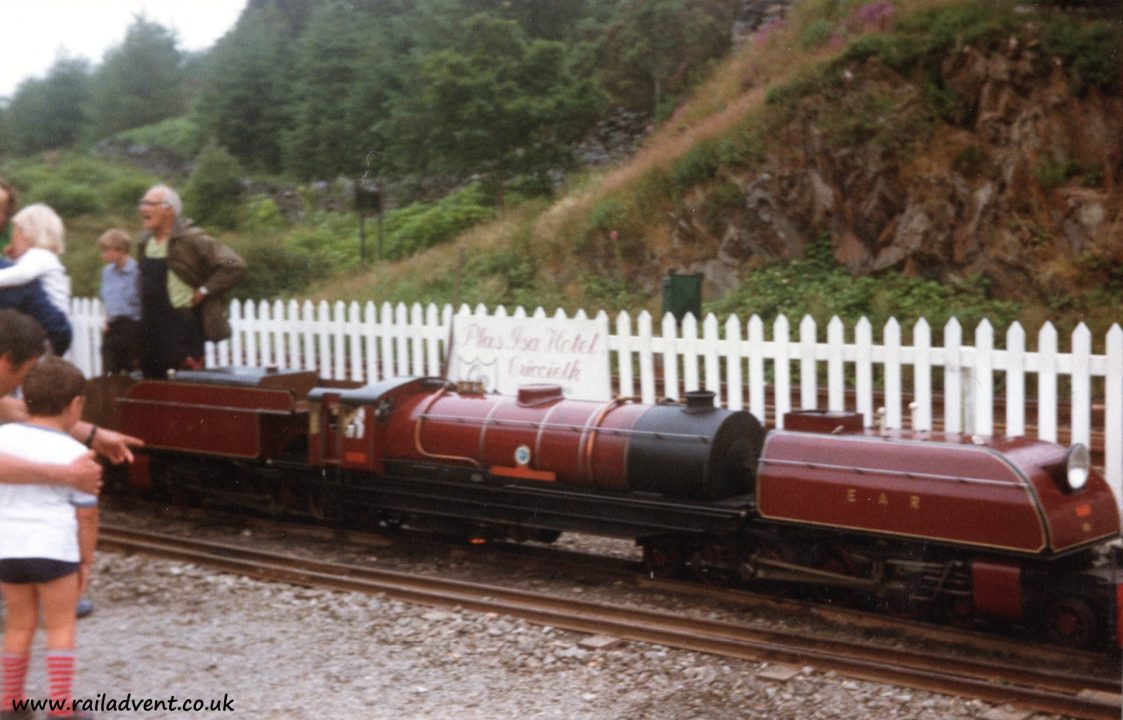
(67, 297, 1123, 505)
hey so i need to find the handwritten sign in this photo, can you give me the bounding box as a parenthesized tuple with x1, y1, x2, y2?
(447, 314, 611, 401)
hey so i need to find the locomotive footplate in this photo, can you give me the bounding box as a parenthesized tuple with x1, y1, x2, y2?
(343, 460, 755, 538)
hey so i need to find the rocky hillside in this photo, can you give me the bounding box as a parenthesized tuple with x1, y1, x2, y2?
(654, 4, 1122, 309)
(282, 1, 1122, 335)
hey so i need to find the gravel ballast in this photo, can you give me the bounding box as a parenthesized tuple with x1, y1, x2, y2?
(2, 547, 1079, 720)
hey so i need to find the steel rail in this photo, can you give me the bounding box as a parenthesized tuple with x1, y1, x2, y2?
(99, 524, 1122, 720)
(102, 501, 1118, 670)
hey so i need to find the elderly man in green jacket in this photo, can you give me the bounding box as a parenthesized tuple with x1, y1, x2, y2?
(136, 185, 247, 379)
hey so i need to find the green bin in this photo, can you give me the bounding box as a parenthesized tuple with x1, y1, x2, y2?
(661, 272, 702, 323)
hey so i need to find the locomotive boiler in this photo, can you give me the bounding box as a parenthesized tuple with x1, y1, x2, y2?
(105, 366, 1123, 649)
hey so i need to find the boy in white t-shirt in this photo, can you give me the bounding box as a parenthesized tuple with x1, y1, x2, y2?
(0, 357, 97, 720)
(0, 204, 71, 316)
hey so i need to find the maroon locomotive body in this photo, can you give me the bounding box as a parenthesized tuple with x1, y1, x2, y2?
(757, 425, 1119, 556)
(108, 367, 1123, 649)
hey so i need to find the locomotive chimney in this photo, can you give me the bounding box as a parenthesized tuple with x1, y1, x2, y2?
(683, 390, 716, 413)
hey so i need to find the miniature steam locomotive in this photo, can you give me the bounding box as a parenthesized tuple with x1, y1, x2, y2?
(103, 366, 1123, 649)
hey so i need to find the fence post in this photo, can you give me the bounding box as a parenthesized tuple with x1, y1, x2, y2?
(723, 314, 743, 411)
(912, 318, 932, 431)
(1006, 322, 1026, 437)
(748, 315, 765, 423)
(855, 318, 872, 427)
(1039, 322, 1058, 442)
(799, 315, 817, 411)
(1105, 325, 1122, 507)
(1072, 323, 1092, 447)
(616, 311, 634, 399)
(827, 317, 844, 412)
(661, 312, 680, 401)
(773, 315, 791, 428)
(944, 318, 963, 434)
(973, 319, 993, 436)
(885, 318, 901, 428)
(637, 311, 655, 404)
(703, 313, 721, 399)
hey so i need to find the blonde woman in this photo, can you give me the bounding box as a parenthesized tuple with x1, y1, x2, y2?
(0, 204, 70, 315)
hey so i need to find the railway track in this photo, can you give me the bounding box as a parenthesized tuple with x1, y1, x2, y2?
(105, 500, 1121, 673)
(99, 523, 1122, 720)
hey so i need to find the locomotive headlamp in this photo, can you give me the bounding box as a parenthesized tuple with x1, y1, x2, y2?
(1064, 444, 1090, 492)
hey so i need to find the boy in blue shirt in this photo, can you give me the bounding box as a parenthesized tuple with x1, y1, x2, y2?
(97, 229, 140, 375)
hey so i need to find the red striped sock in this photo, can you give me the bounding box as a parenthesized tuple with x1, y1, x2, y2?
(1, 653, 29, 710)
(45, 650, 76, 717)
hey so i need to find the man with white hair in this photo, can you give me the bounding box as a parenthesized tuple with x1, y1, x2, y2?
(136, 184, 246, 378)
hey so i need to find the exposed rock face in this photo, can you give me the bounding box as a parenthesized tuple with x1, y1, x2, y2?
(574, 109, 652, 167)
(673, 36, 1123, 304)
(93, 137, 194, 179)
(733, 0, 793, 39)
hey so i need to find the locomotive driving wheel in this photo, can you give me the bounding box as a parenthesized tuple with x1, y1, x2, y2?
(308, 485, 345, 525)
(810, 542, 861, 606)
(687, 541, 740, 586)
(149, 457, 202, 507)
(643, 540, 686, 579)
(939, 596, 976, 630)
(1044, 596, 1099, 649)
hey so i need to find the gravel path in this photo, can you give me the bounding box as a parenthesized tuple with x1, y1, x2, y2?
(1, 547, 1078, 720)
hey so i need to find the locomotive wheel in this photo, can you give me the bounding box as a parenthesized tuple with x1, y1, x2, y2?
(939, 596, 976, 630)
(308, 487, 345, 525)
(1044, 596, 1099, 648)
(810, 543, 860, 606)
(150, 458, 201, 507)
(875, 584, 931, 621)
(643, 541, 686, 579)
(688, 543, 739, 586)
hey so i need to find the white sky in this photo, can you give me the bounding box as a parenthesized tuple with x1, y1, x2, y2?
(1, 0, 247, 98)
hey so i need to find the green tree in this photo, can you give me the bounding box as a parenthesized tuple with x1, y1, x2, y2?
(183, 142, 244, 229)
(84, 16, 185, 140)
(384, 14, 604, 202)
(246, 0, 318, 35)
(596, 0, 732, 116)
(460, 0, 593, 39)
(193, 4, 294, 172)
(281, 1, 376, 178)
(4, 57, 91, 153)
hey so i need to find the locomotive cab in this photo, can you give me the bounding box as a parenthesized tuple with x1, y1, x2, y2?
(308, 377, 443, 474)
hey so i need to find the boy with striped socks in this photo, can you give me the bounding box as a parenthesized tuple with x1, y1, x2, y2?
(0, 357, 98, 719)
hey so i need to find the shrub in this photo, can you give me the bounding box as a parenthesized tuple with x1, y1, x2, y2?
(115, 116, 202, 157)
(382, 184, 494, 260)
(1034, 154, 1074, 189)
(799, 17, 835, 49)
(105, 176, 155, 216)
(1041, 20, 1123, 96)
(706, 248, 1021, 335)
(241, 196, 289, 235)
(28, 180, 103, 218)
(232, 234, 324, 301)
(183, 142, 243, 229)
(671, 139, 723, 189)
(953, 144, 986, 178)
